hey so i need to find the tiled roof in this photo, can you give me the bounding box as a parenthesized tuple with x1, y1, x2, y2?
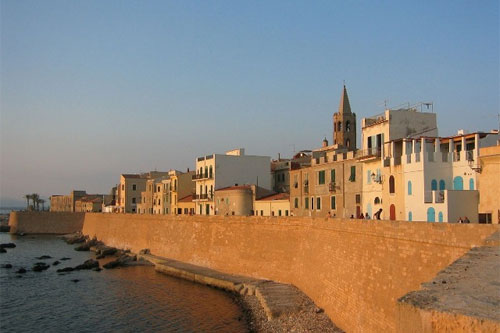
(257, 192, 290, 201)
(178, 195, 193, 202)
(215, 185, 252, 192)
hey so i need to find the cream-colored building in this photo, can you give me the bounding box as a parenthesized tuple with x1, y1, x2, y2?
(117, 171, 169, 213)
(75, 196, 103, 212)
(194, 148, 271, 215)
(50, 190, 87, 212)
(478, 144, 500, 224)
(271, 152, 311, 193)
(177, 195, 195, 215)
(214, 185, 274, 216)
(254, 192, 290, 217)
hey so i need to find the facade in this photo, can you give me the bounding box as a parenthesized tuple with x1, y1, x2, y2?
(478, 144, 500, 223)
(177, 195, 195, 215)
(290, 148, 362, 218)
(214, 185, 274, 216)
(117, 171, 169, 213)
(193, 148, 271, 215)
(333, 85, 357, 150)
(271, 152, 311, 193)
(254, 192, 290, 217)
(75, 196, 103, 212)
(50, 190, 87, 212)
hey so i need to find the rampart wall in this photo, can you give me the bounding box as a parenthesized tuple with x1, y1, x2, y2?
(8, 211, 85, 234)
(80, 214, 498, 332)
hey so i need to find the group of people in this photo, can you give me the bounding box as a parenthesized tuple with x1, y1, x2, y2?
(341, 208, 383, 220)
(457, 216, 470, 223)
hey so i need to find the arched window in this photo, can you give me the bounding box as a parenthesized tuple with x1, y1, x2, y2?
(427, 207, 435, 222)
(345, 121, 351, 132)
(438, 212, 443, 222)
(374, 197, 380, 205)
(408, 211, 413, 221)
(439, 180, 445, 191)
(453, 176, 464, 190)
(209, 166, 213, 178)
(204, 166, 208, 178)
(389, 176, 395, 194)
(408, 181, 412, 195)
(337, 121, 342, 131)
(469, 178, 474, 190)
(345, 139, 350, 148)
(431, 179, 437, 191)
(199, 167, 203, 175)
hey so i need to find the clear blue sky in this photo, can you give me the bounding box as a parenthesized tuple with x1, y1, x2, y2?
(1, 0, 498, 206)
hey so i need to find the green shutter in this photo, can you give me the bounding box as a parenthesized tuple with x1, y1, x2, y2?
(331, 169, 336, 183)
(331, 196, 336, 209)
(305, 197, 309, 209)
(349, 166, 356, 181)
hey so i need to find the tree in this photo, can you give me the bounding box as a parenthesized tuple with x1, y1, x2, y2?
(31, 193, 40, 211)
(39, 199, 45, 211)
(24, 194, 31, 210)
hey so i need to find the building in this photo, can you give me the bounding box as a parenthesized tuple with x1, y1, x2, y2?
(50, 190, 87, 212)
(477, 143, 500, 224)
(254, 192, 290, 217)
(75, 196, 103, 212)
(214, 185, 274, 216)
(271, 152, 311, 193)
(193, 148, 271, 215)
(117, 171, 169, 213)
(333, 85, 357, 150)
(177, 195, 195, 215)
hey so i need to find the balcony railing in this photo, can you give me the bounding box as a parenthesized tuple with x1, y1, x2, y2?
(453, 151, 461, 162)
(192, 173, 213, 180)
(424, 191, 433, 203)
(193, 193, 214, 201)
(355, 147, 381, 160)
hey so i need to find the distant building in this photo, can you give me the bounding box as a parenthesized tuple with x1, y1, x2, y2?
(478, 143, 500, 224)
(50, 190, 87, 212)
(177, 195, 195, 215)
(333, 85, 357, 150)
(117, 171, 169, 213)
(193, 148, 271, 215)
(75, 196, 103, 212)
(271, 152, 311, 193)
(254, 192, 290, 217)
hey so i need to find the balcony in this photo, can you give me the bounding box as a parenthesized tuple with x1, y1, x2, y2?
(193, 193, 214, 201)
(192, 173, 213, 180)
(355, 147, 381, 161)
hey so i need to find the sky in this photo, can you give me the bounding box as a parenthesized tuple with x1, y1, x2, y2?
(1, 0, 498, 206)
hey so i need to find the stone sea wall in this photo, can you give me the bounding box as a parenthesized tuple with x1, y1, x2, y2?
(8, 211, 84, 234)
(9, 212, 499, 332)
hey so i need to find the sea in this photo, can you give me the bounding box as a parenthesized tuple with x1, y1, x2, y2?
(0, 214, 248, 332)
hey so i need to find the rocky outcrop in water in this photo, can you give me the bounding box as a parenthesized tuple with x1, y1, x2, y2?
(74, 238, 99, 251)
(52, 260, 60, 266)
(16, 268, 26, 274)
(74, 259, 99, 270)
(56, 267, 74, 273)
(62, 233, 86, 245)
(103, 254, 136, 269)
(32, 262, 50, 272)
(1, 264, 12, 269)
(36, 255, 52, 260)
(0, 243, 16, 249)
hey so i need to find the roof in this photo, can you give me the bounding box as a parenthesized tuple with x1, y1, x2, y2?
(121, 174, 140, 178)
(215, 185, 253, 192)
(178, 195, 194, 202)
(338, 85, 352, 114)
(257, 192, 290, 201)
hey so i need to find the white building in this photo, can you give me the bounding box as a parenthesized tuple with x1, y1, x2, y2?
(193, 148, 271, 215)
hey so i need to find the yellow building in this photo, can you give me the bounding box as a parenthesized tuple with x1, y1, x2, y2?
(177, 195, 195, 215)
(75, 196, 103, 212)
(117, 171, 169, 213)
(50, 190, 87, 212)
(254, 192, 290, 217)
(478, 144, 500, 223)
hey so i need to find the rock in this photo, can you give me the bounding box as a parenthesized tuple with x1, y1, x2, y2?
(63, 233, 87, 245)
(60, 257, 71, 261)
(16, 268, 27, 274)
(315, 307, 324, 314)
(52, 261, 60, 266)
(96, 254, 105, 259)
(103, 254, 134, 269)
(0, 225, 10, 232)
(93, 267, 102, 272)
(36, 255, 52, 260)
(32, 262, 50, 272)
(100, 247, 117, 256)
(57, 267, 74, 273)
(139, 249, 150, 255)
(0, 248, 6, 253)
(0, 243, 16, 249)
(1, 264, 13, 268)
(74, 238, 98, 251)
(71, 279, 80, 283)
(74, 259, 99, 270)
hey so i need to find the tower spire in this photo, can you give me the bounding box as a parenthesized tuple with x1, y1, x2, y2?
(338, 84, 351, 114)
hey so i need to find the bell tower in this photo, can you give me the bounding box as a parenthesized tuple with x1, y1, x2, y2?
(333, 85, 356, 151)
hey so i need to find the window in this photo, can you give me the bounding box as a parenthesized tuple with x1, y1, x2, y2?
(132, 198, 136, 204)
(469, 178, 474, 190)
(438, 212, 443, 222)
(316, 197, 321, 210)
(453, 176, 464, 190)
(279, 210, 282, 216)
(345, 139, 350, 148)
(122, 184, 124, 191)
(330, 196, 336, 209)
(389, 176, 395, 194)
(318, 170, 326, 185)
(311, 197, 314, 210)
(408, 181, 412, 195)
(349, 166, 356, 181)
(204, 166, 208, 178)
(374, 197, 380, 205)
(294, 198, 299, 208)
(209, 166, 213, 178)
(367, 170, 371, 184)
(184, 208, 188, 214)
(408, 211, 412, 221)
(355, 194, 361, 204)
(345, 120, 351, 132)
(337, 121, 342, 131)
(305, 197, 309, 209)
(431, 179, 437, 191)
(132, 184, 136, 191)
(427, 207, 435, 222)
(330, 169, 336, 183)
(439, 180, 445, 191)
(260, 210, 264, 216)
(285, 210, 289, 216)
